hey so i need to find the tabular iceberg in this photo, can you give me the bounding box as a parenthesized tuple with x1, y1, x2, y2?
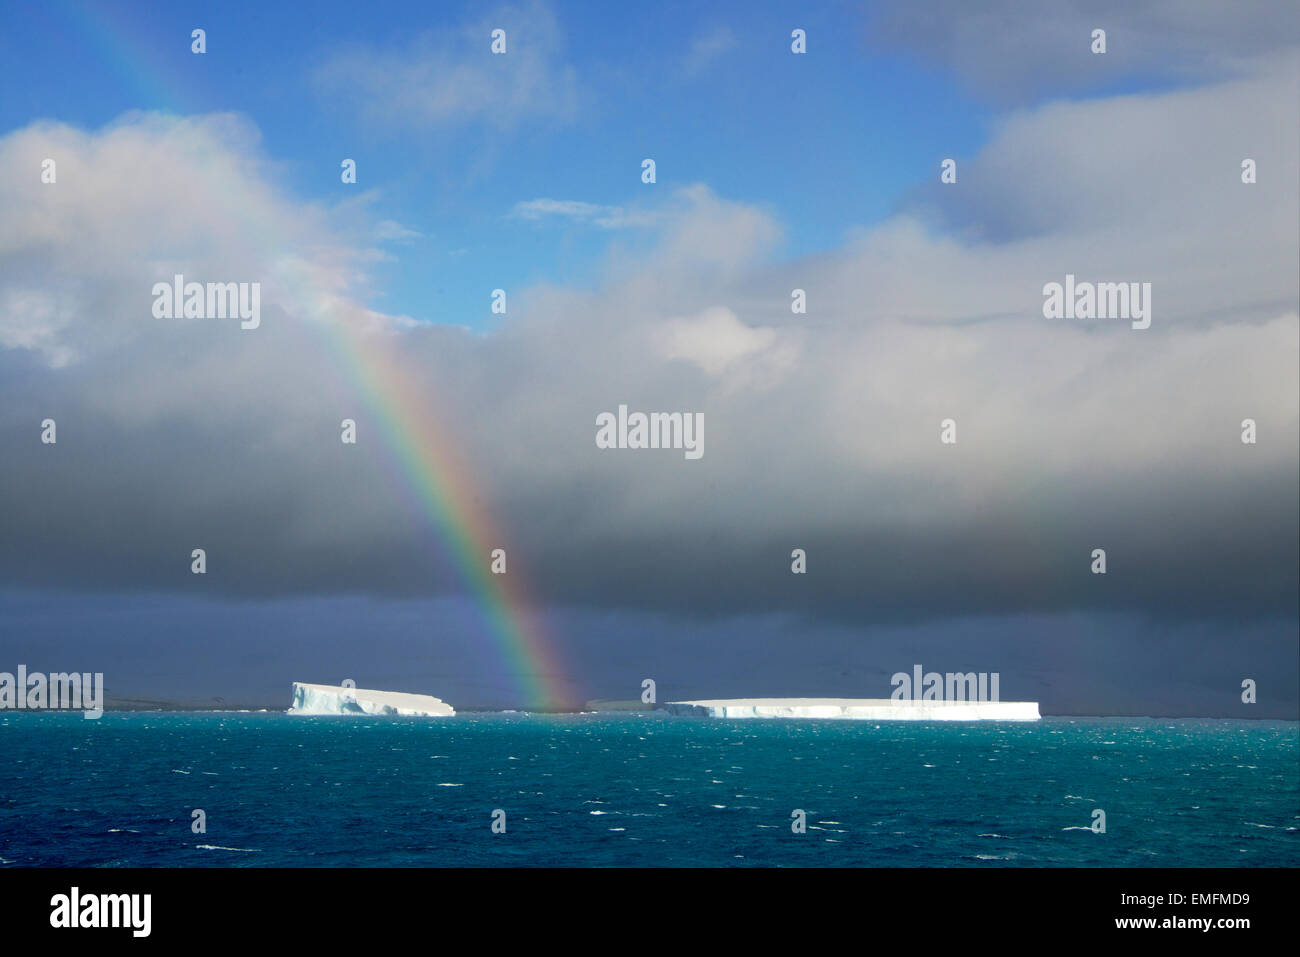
(287, 682, 455, 716)
(662, 698, 1039, 721)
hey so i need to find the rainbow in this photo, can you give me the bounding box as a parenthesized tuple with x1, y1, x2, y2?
(321, 321, 570, 711)
(51, 0, 571, 710)
(48, 0, 193, 113)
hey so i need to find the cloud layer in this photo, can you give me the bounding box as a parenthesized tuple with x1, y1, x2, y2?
(1, 56, 1296, 639)
(313, 1, 579, 130)
(868, 0, 1300, 103)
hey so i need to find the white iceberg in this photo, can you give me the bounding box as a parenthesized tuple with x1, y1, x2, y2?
(287, 682, 455, 717)
(662, 697, 1039, 721)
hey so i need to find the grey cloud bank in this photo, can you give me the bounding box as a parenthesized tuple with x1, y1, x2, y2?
(867, 0, 1300, 104)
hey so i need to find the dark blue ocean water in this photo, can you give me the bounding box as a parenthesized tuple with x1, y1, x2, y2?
(0, 713, 1296, 867)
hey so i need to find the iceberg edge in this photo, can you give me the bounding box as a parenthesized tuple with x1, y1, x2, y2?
(662, 698, 1039, 721)
(287, 682, 455, 717)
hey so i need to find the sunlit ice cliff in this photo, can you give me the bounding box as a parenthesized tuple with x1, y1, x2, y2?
(662, 698, 1040, 721)
(288, 682, 455, 716)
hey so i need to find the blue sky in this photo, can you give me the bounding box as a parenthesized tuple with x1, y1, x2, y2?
(1, 0, 994, 326)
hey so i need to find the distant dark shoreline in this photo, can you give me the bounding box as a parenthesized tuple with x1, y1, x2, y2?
(2, 705, 1295, 721)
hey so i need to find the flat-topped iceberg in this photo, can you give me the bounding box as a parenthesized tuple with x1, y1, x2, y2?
(287, 682, 455, 717)
(662, 698, 1039, 721)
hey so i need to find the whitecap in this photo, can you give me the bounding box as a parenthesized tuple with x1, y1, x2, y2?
(196, 845, 259, 852)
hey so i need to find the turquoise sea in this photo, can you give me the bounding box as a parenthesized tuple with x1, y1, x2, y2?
(0, 713, 1296, 867)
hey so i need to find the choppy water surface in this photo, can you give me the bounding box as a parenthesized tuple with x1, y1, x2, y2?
(1, 713, 1295, 866)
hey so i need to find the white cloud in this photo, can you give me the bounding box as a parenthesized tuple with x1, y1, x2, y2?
(660, 306, 796, 390)
(511, 198, 661, 229)
(0, 287, 77, 367)
(372, 220, 423, 243)
(314, 1, 578, 130)
(683, 25, 736, 75)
